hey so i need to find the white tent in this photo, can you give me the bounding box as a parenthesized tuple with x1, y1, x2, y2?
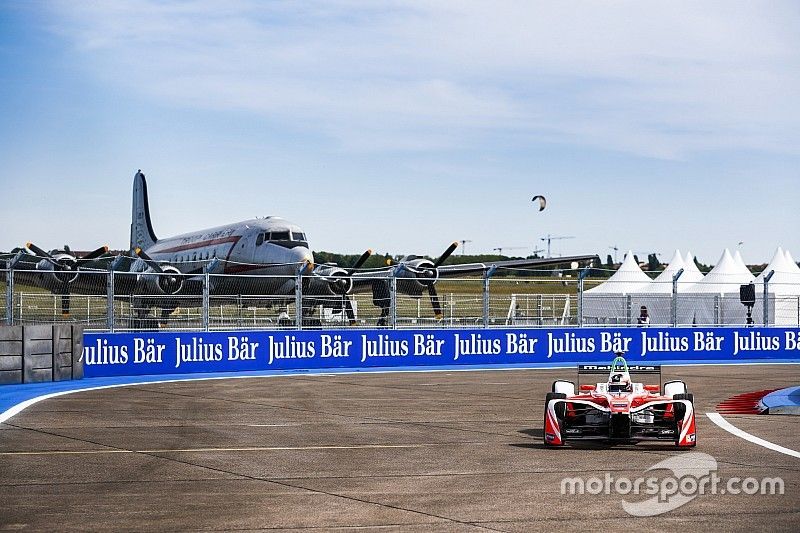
(640, 250, 684, 294)
(750, 247, 800, 326)
(678, 249, 756, 325)
(785, 249, 799, 268)
(681, 251, 706, 285)
(629, 250, 709, 324)
(684, 249, 754, 294)
(581, 251, 652, 325)
(580, 247, 799, 327)
(585, 251, 652, 294)
(734, 249, 746, 270)
(755, 247, 799, 288)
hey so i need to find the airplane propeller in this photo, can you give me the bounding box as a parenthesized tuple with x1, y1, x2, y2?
(25, 242, 110, 316)
(418, 241, 458, 320)
(342, 249, 372, 324)
(133, 247, 184, 295)
(372, 242, 458, 325)
(308, 249, 373, 325)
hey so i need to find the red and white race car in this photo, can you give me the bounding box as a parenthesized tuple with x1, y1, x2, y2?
(544, 355, 696, 447)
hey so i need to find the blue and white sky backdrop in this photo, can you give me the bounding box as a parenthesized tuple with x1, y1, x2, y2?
(1, 1, 798, 265)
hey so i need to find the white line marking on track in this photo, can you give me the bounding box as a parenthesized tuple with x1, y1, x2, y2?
(0, 366, 573, 425)
(0, 442, 485, 457)
(706, 412, 800, 459)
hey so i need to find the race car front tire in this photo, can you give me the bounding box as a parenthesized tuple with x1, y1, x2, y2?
(673, 393, 696, 447)
(544, 392, 567, 446)
(673, 393, 694, 418)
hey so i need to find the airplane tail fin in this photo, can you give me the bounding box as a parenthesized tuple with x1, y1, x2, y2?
(130, 170, 158, 251)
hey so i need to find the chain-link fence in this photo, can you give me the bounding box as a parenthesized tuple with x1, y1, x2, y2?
(2, 267, 798, 331)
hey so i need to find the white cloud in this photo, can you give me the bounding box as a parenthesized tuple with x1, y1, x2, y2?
(46, 0, 800, 158)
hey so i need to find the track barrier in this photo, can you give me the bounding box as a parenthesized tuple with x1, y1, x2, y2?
(83, 326, 800, 378)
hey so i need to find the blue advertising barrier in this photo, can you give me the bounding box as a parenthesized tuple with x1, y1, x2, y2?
(83, 327, 800, 378)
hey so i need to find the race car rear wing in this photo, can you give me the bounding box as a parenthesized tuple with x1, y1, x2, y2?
(577, 363, 662, 388)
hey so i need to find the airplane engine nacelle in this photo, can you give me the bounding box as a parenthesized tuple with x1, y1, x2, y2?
(136, 265, 184, 295)
(307, 264, 353, 296)
(395, 258, 438, 297)
(34, 254, 80, 290)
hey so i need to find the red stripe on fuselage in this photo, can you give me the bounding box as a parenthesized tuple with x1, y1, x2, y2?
(224, 263, 272, 274)
(152, 236, 241, 254)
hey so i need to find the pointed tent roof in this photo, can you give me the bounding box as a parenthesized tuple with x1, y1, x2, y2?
(640, 249, 683, 293)
(784, 249, 800, 271)
(756, 247, 800, 295)
(684, 249, 754, 294)
(585, 251, 652, 294)
(733, 249, 747, 271)
(681, 252, 706, 284)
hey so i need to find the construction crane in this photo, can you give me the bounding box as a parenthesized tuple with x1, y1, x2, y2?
(540, 235, 574, 258)
(493, 246, 526, 256)
(459, 239, 473, 256)
(608, 245, 619, 264)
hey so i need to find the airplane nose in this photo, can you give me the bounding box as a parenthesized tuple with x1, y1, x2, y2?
(292, 245, 313, 265)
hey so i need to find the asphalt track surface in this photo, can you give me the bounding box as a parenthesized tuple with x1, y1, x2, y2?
(1, 365, 799, 531)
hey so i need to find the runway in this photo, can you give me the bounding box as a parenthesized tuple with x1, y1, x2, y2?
(1, 364, 799, 531)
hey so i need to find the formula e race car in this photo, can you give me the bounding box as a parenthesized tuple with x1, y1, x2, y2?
(544, 355, 696, 447)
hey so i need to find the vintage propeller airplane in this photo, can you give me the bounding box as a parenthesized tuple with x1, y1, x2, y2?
(1, 170, 597, 327)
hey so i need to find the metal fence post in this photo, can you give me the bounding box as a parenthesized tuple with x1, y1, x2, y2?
(202, 264, 210, 332)
(389, 276, 397, 330)
(714, 295, 721, 325)
(483, 265, 497, 328)
(106, 264, 114, 332)
(625, 294, 632, 325)
(5, 265, 13, 326)
(671, 268, 684, 327)
(6, 251, 23, 326)
(577, 266, 590, 327)
(763, 270, 774, 327)
(294, 265, 304, 330)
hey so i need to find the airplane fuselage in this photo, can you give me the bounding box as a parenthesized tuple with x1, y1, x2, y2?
(145, 217, 314, 276)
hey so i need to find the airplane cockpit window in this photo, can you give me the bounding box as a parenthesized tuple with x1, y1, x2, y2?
(256, 233, 264, 246)
(270, 231, 291, 241)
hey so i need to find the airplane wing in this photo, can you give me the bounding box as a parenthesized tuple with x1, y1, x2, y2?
(435, 254, 599, 276)
(345, 243, 598, 324)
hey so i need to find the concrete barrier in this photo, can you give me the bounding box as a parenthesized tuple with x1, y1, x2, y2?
(0, 326, 22, 384)
(0, 325, 83, 385)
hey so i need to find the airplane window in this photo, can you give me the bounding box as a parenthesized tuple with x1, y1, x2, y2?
(271, 231, 290, 241)
(256, 233, 264, 246)
(292, 232, 306, 241)
(193, 253, 197, 261)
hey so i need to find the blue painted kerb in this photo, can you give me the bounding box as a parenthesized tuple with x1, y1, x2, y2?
(760, 386, 800, 414)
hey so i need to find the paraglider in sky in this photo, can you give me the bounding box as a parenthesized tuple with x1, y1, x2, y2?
(531, 195, 546, 212)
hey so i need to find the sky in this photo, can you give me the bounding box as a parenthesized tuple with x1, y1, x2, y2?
(1, 1, 798, 266)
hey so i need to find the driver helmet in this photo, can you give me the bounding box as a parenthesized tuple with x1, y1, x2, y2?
(609, 373, 632, 393)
